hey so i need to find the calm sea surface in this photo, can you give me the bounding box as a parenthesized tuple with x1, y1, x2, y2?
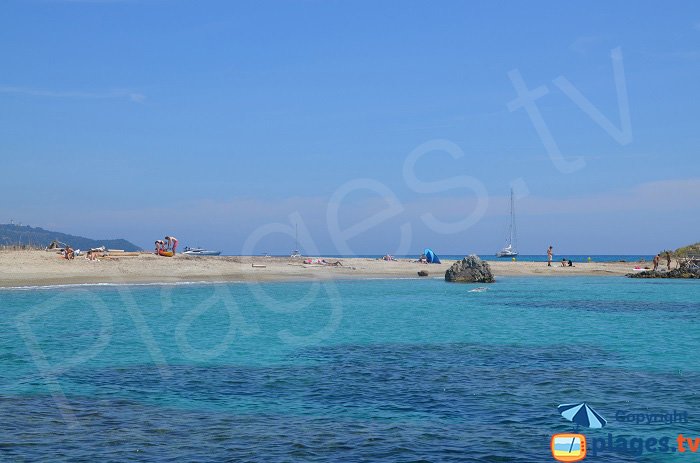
(1, 277, 699, 462)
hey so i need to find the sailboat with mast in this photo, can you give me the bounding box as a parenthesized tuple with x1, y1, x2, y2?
(290, 223, 302, 258)
(496, 188, 518, 258)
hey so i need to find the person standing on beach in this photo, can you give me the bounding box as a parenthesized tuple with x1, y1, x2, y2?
(653, 254, 660, 271)
(165, 236, 179, 254)
(547, 246, 553, 267)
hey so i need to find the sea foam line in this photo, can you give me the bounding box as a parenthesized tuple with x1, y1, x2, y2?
(0, 280, 238, 292)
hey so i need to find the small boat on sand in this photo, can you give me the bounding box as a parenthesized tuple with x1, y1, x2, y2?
(183, 247, 221, 256)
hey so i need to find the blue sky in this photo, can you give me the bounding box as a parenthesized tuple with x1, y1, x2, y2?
(1, 0, 699, 255)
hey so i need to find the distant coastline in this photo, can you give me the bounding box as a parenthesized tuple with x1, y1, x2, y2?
(0, 223, 141, 252)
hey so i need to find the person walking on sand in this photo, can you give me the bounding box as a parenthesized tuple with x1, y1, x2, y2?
(653, 254, 660, 271)
(666, 252, 672, 271)
(165, 236, 179, 254)
(547, 246, 553, 267)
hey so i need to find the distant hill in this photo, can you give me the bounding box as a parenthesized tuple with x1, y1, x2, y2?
(0, 224, 142, 251)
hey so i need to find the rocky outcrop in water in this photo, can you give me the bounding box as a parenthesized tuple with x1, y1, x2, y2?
(627, 268, 700, 279)
(445, 255, 495, 283)
(628, 255, 700, 279)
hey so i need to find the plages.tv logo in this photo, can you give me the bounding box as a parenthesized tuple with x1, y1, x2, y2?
(551, 433, 587, 462)
(551, 402, 607, 462)
(552, 402, 698, 459)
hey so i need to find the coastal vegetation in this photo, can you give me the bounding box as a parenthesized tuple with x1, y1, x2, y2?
(672, 242, 700, 257)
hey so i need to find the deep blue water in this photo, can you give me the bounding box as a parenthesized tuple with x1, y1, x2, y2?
(1, 277, 699, 462)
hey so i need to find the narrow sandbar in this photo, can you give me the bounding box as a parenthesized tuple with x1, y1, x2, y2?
(0, 250, 653, 288)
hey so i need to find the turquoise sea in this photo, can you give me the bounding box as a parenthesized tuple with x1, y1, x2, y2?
(1, 276, 699, 462)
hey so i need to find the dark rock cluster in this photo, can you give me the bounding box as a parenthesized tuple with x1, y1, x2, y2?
(445, 255, 495, 283)
(627, 268, 700, 279)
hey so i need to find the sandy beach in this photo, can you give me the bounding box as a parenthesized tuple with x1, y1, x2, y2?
(0, 250, 653, 287)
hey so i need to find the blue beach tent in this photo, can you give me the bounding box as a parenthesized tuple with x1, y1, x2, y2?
(424, 248, 441, 264)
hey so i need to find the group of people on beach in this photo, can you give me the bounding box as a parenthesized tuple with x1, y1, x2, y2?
(547, 245, 674, 271)
(547, 246, 574, 267)
(546, 245, 574, 267)
(62, 246, 75, 260)
(303, 258, 343, 266)
(155, 236, 178, 254)
(653, 252, 672, 271)
(61, 246, 99, 261)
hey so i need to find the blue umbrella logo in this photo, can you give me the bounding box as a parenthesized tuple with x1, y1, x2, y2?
(558, 402, 607, 429)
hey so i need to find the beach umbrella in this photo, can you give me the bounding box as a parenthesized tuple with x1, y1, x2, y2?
(558, 402, 607, 429)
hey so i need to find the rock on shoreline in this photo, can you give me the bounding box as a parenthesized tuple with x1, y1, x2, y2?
(445, 255, 495, 283)
(627, 269, 700, 279)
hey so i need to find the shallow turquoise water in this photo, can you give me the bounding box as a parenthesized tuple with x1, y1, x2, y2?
(1, 277, 699, 462)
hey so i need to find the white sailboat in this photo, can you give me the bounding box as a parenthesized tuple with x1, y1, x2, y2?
(496, 189, 518, 257)
(290, 223, 302, 258)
